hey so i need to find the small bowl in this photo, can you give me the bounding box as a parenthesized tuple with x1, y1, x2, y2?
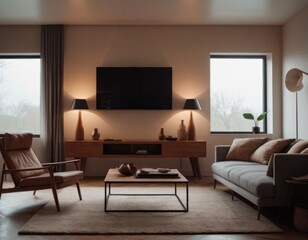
(165, 136, 177, 141)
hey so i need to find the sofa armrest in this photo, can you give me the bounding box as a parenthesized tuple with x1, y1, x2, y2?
(215, 145, 231, 162)
(273, 153, 308, 205)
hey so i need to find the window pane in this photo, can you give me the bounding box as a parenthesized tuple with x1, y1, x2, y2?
(0, 57, 40, 134)
(210, 56, 266, 133)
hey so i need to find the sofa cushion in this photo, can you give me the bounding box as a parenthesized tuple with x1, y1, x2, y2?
(225, 138, 268, 161)
(212, 161, 260, 180)
(301, 148, 308, 153)
(250, 138, 295, 164)
(288, 140, 308, 153)
(212, 161, 274, 198)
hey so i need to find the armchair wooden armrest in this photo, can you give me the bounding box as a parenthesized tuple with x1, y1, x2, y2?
(4, 166, 52, 174)
(42, 159, 80, 170)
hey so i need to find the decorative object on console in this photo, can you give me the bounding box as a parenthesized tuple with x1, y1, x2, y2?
(177, 119, 187, 140)
(165, 135, 177, 141)
(91, 128, 100, 140)
(118, 163, 137, 176)
(285, 68, 308, 139)
(158, 128, 165, 140)
(71, 99, 89, 140)
(242, 112, 267, 134)
(183, 99, 201, 140)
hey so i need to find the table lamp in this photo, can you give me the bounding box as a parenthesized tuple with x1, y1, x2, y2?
(183, 99, 201, 140)
(71, 99, 89, 140)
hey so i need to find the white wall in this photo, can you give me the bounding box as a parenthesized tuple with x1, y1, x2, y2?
(283, 5, 308, 139)
(63, 25, 282, 176)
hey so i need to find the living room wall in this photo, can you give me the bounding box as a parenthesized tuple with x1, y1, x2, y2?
(63, 25, 282, 176)
(0, 25, 282, 177)
(283, 5, 308, 139)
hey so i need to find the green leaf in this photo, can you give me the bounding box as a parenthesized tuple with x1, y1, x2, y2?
(243, 113, 254, 120)
(257, 112, 267, 121)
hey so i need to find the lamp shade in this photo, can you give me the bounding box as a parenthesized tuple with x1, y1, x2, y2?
(285, 68, 308, 92)
(183, 99, 201, 110)
(71, 99, 89, 110)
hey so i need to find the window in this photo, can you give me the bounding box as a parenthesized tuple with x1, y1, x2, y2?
(210, 55, 267, 133)
(0, 56, 40, 135)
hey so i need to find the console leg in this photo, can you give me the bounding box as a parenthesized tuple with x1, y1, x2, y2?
(189, 157, 202, 179)
(80, 157, 87, 172)
(257, 206, 261, 220)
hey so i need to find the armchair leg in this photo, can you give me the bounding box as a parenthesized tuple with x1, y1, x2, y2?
(33, 190, 36, 195)
(76, 182, 82, 200)
(232, 191, 235, 200)
(48, 169, 60, 211)
(0, 163, 6, 199)
(257, 206, 261, 220)
(213, 180, 217, 189)
(51, 184, 60, 212)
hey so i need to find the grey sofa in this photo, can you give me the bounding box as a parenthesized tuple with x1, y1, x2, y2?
(212, 145, 308, 219)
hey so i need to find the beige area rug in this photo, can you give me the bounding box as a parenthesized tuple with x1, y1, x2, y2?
(19, 185, 282, 235)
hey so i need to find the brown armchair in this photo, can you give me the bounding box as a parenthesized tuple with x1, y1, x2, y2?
(0, 133, 83, 211)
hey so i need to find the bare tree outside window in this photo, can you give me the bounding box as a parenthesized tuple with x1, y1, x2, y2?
(0, 57, 40, 134)
(210, 56, 267, 133)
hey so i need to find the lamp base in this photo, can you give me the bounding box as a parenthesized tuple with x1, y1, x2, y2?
(75, 110, 85, 140)
(187, 111, 196, 140)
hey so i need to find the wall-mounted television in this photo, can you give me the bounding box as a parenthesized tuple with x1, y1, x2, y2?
(96, 67, 172, 110)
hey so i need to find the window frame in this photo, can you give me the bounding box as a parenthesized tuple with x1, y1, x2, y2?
(210, 54, 267, 134)
(0, 54, 41, 137)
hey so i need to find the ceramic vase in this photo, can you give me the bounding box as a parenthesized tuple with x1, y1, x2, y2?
(159, 128, 165, 140)
(177, 120, 187, 140)
(118, 163, 137, 176)
(91, 128, 100, 140)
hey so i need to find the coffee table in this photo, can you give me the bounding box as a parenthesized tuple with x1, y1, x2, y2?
(104, 168, 189, 212)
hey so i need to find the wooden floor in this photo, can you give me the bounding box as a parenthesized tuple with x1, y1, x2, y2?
(0, 177, 307, 240)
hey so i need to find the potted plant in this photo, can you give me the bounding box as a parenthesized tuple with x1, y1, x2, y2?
(243, 112, 267, 133)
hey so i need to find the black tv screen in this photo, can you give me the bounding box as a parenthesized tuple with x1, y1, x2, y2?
(96, 67, 172, 110)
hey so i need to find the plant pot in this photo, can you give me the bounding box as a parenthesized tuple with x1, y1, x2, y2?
(252, 126, 260, 134)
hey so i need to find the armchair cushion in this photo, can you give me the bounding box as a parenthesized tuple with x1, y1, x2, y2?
(3, 133, 33, 151)
(4, 149, 45, 180)
(18, 171, 84, 187)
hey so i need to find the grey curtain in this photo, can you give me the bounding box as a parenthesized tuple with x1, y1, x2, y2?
(40, 25, 64, 167)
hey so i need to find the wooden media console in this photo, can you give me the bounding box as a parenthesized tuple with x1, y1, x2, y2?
(65, 139, 206, 178)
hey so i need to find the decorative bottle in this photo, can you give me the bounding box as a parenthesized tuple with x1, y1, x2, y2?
(159, 128, 165, 140)
(177, 120, 187, 140)
(91, 128, 100, 140)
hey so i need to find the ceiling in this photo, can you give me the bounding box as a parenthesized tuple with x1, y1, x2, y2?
(0, 0, 307, 26)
